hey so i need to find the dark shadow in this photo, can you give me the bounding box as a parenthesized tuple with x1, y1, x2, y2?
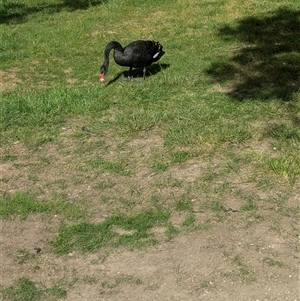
(63, 0, 105, 10)
(105, 63, 170, 86)
(105, 73, 124, 86)
(205, 7, 300, 101)
(0, 0, 107, 24)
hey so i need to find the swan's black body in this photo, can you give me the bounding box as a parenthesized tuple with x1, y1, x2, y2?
(100, 40, 165, 81)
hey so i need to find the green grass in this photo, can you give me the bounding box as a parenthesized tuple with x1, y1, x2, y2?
(182, 214, 196, 227)
(151, 162, 168, 173)
(1, 86, 111, 145)
(175, 199, 193, 212)
(2, 278, 67, 301)
(100, 274, 142, 290)
(222, 254, 257, 283)
(51, 208, 170, 253)
(15, 248, 35, 264)
(263, 257, 285, 267)
(86, 158, 131, 175)
(0, 192, 83, 220)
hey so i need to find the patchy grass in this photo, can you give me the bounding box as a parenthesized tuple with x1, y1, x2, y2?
(0, 192, 84, 220)
(51, 208, 170, 253)
(14, 248, 39, 265)
(263, 257, 285, 267)
(2, 278, 66, 301)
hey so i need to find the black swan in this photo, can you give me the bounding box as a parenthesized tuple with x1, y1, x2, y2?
(100, 40, 165, 82)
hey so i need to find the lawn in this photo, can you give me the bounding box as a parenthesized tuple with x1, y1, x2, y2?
(1, 0, 299, 300)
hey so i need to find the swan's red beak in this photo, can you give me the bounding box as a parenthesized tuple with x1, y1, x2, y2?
(100, 73, 105, 82)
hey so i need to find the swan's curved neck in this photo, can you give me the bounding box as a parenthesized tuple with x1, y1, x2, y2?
(100, 41, 123, 75)
(105, 41, 123, 56)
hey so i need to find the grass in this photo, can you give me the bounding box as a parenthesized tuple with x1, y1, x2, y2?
(15, 248, 35, 264)
(1, 0, 299, 300)
(0, 192, 83, 220)
(263, 257, 285, 267)
(100, 274, 142, 291)
(86, 157, 131, 175)
(51, 208, 170, 253)
(222, 253, 257, 283)
(2, 278, 67, 301)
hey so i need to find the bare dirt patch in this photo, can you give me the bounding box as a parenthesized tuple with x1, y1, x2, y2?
(1, 126, 299, 300)
(2, 219, 298, 300)
(0, 69, 22, 92)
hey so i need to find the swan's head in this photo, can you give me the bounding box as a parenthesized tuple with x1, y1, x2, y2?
(100, 73, 105, 82)
(100, 65, 107, 82)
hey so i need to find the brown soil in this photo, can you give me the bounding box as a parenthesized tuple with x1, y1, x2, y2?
(0, 69, 22, 92)
(1, 126, 299, 301)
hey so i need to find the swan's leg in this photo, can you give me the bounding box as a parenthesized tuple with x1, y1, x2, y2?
(142, 67, 146, 80)
(127, 67, 133, 81)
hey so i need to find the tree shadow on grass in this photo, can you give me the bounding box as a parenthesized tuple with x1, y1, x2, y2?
(206, 7, 300, 101)
(0, 0, 107, 24)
